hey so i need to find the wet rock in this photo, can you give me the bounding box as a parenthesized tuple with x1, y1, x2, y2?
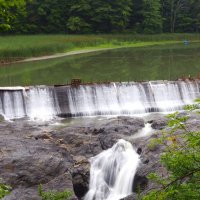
(0, 121, 75, 200)
(71, 158, 90, 199)
(185, 112, 200, 131)
(98, 117, 145, 136)
(137, 147, 142, 155)
(144, 113, 167, 130)
(98, 133, 120, 150)
(3, 173, 76, 200)
(0, 144, 72, 187)
(52, 128, 102, 158)
(133, 174, 148, 192)
(119, 193, 138, 200)
(130, 132, 170, 195)
(42, 173, 77, 200)
(3, 187, 40, 200)
(1, 113, 198, 200)
(151, 118, 168, 130)
(92, 128, 105, 135)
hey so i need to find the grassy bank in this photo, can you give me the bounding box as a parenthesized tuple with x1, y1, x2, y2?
(0, 33, 200, 63)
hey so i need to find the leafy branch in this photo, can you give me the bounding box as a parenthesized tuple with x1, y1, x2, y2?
(143, 99, 200, 200)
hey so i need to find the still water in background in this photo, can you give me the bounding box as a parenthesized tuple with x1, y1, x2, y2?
(0, 42, 200, 86)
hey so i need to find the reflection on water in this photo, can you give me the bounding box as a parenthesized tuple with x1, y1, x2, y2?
(0, 43, 200, 86)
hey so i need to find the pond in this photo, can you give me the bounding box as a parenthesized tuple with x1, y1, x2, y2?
(0, 42, 200, 86)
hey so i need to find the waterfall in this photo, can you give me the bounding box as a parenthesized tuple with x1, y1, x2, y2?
(64, 81, 200, 116)
(27, 87, 60, 120)
(0, 87, 59, 120)
(84, 139, 140, 200)
(0, 80, 199, 120)
(0, 90, 26, 119)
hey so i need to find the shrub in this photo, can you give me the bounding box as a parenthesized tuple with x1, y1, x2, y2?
(143, 99, 200, 200)
(0, 179, 11, 199)
(38, 184, 72, 200)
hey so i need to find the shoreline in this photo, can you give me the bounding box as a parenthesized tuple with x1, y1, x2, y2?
(0, 40, 185, 65)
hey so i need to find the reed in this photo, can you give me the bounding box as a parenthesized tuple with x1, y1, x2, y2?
(0, 33, 199, 62)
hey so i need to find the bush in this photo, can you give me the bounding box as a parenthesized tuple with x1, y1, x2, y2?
(38, 184, 72, 200)
(0, 179, 11, 199)
(143, 99, 200, 200)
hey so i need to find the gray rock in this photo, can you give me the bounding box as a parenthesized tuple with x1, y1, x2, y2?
(1, 113, 198, 200)
(0, 121, 75, 200)
(131, 133, 168, 195)
(3, 187, 40, 200)
(98, 133, 120, 150)
(3, 173, 76, 200)
(151, 118, 168, 130)
(98, 116, 145, 136)
(71, 161, 90, 199)
(119, 193, 138, 200)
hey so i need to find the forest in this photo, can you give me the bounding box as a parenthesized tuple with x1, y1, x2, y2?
(0, 0, 200, 34)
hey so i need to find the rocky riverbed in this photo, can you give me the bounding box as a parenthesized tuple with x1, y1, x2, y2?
(0, 112, 199, 200)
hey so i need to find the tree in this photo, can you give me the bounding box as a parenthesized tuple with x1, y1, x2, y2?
(66, 0, 93, 33)
(67, 0, 133, 33)
(143, 100, 200, 199)
(67, 16, 91, 33)
(0, 0, 26, 33)
(24, 0, 70, 33)
(185, 0, 200, 32)
(0, 0, 200, 34)
(161, 0, 187, 33)
(141, 0, 163, 33)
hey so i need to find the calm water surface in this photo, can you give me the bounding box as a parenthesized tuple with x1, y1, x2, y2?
(0, 42, 200, 86)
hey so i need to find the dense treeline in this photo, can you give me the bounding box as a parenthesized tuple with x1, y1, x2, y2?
(0, 0, 200, 34)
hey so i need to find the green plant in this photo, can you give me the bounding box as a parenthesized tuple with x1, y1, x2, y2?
(38, 184, 72, 200)
(0, 179, 11, 199)
(143, 99, 200, 200)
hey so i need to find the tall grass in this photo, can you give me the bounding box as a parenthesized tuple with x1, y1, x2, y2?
(0, 33, 200, 62)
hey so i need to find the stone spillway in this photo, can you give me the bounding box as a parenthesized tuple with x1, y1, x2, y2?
(0, 80, 199, 120)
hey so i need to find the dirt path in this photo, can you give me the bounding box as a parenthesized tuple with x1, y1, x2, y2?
(3, 40, 184, 65)
(15, 47, 120, 63)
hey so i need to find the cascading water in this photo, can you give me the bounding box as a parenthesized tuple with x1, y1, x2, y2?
(0, 87, 59, 120)
(0, 90, 26, 119)
(65, 81, 200, 116)
(0, 81, 199, 120)
(27, 87, 60, 120)
(84, 139, 140, 200)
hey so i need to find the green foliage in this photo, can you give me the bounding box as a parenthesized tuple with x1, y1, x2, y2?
(0, 0, 26, 33)
(143, 100, 200, 200)
(141, 0, 163, 34)
(67, 16, 91, 33)
(161, 0, 200, 33)
(38, 184, 72, 200)
(0, 179, 11, 199)
(1, 0, 200, 34)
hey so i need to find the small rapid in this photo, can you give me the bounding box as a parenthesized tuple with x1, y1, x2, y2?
(84, 139, 140, 200)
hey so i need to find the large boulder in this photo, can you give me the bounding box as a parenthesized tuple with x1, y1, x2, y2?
(3, 173, 77, 200)
(131, 133, 168, 195)
(96, 116, 145, 149)
(71, 156, 90, 199)
(144, 113, 168, 130)
(0, 121, 75, 200)
(95, 116, 145, 136)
